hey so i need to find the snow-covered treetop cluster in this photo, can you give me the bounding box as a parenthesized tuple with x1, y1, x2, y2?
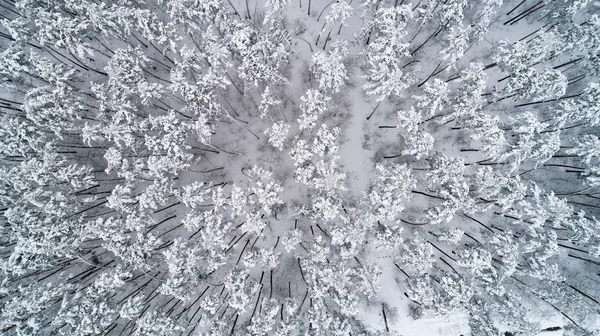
(1, 0, 600, 335)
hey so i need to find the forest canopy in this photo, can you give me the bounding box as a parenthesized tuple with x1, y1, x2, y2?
(0, 0, 600, 335)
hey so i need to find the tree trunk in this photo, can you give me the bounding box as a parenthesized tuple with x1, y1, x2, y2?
(245, 0, 252, 19)
(322, 29, 332, 50)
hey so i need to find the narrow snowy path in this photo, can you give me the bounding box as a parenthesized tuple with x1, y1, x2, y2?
(338, 87, 373, 196)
